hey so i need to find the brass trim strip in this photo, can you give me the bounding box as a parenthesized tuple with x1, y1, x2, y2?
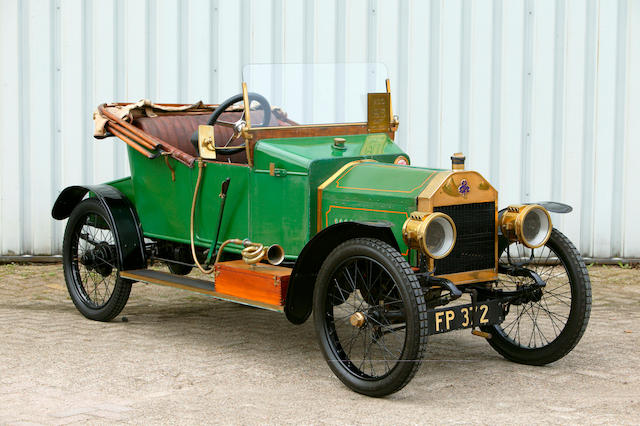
(120, 270, 284, 313)
(242, 82, 251, 128)
(249, 122, 368, 132)
(494, 202, 499, 277)
(435, 269, 498, 285)
(241, 82, 253, 166)
(386, 78, 393, 122)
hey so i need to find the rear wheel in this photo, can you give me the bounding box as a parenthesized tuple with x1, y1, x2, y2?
(62, 198, 131, 322)
(313, 238, 427, 397)
(481, 228, 591, 365)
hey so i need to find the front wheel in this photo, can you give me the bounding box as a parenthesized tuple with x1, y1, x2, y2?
(62, 198, 132, 322)
(481, 228, 591, 365)
(313, 238, 428, 397)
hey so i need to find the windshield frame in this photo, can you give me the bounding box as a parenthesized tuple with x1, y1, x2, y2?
(241, 63, 394, 129)
(240, 76, 396, 139)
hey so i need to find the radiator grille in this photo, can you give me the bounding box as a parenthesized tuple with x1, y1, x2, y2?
(433, 202, 496, 275)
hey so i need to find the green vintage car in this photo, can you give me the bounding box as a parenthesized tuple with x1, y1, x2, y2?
(52, 64, 590, 397)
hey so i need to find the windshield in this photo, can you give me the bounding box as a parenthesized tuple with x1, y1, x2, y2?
(242, 63, 389, 126)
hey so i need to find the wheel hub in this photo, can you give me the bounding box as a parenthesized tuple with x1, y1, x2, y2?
(80, 243, 114, 277)
(350, 312, 366, 328)
(518, 285, 543, 304)
(529, 287, 543, 303)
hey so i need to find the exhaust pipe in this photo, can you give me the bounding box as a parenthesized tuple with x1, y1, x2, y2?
(265, 244, 285, 266)
(214, 239, 286, 266)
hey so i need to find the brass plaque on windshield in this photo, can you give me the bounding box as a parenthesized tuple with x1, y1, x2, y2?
(367, 92, 391, 133)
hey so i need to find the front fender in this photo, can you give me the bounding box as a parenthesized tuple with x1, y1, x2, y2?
(52, 185, 146, 270)
(534, 201, 573, 214)
(284, 221, 400, 324)
(498, 201, 573, 218)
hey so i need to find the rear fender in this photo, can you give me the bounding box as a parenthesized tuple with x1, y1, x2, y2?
(52, 185, 146, 270)
(284, 221, 400, 324)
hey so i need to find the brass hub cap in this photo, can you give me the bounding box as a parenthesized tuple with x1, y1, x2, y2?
(350, 312, 366, 328)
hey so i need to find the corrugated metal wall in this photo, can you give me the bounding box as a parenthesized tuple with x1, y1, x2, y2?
(1, 0, 638, 258)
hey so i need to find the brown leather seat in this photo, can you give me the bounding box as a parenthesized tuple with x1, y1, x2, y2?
(133, 113, 206, 157)
(132, 109, 290, 164)
(133, 112, 249, 163)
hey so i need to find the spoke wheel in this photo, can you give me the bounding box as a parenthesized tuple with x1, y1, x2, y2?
(63, 198, 132, 322)
(313, 238, 427, 397)
(481, 228, 591, 365)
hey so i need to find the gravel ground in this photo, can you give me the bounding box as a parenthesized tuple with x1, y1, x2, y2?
(0, 263, 639, 425)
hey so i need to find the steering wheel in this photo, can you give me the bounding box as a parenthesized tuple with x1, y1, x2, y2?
(190, 92, 271, 155)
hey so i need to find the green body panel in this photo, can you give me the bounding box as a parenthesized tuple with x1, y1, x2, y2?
(249, 172, 309, 255)
(125, 147, 250, 253)
(126, 150, 195, 244)
(193, 163, 251, 249)
(107, 177, 135, 202)
(319, 162, 445, 256)
(252, 134, 407, 244)
(115, 135, 414, 259)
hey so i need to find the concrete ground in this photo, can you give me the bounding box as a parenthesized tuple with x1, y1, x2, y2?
(0, 263, 638, 425)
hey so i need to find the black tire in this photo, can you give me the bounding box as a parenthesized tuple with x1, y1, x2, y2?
(481, 228, 591, 365)
(62, 198, 132, 322)
(313, 238, 428, 397)
(167, 263, 193, 276)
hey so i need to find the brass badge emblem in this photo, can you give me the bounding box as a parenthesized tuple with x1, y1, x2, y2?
(458, 179, 470, 198)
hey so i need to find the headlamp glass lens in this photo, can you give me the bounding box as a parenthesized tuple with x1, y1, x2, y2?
(426, 220, 446, 255)
(523, 211, 541, 243)
(424, 215, 455, 258)
(521, 207, 551, 247)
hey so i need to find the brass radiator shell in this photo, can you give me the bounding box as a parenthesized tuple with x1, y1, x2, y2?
(415, 171, 499, 285)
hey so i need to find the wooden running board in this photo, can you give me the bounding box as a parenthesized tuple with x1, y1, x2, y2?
(120, 269, 285, 313)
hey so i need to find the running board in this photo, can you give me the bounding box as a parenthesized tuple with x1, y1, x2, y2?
(120, 269, 285, 313)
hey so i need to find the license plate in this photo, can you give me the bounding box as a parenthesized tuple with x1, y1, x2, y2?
(426, 299, 504, 335)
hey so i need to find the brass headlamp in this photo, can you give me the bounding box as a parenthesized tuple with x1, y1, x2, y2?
(499, 204, 552, 249)
(402, 212, 457, 259)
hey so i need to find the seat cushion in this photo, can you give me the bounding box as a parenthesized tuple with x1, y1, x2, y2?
(133, 113, 209, 158)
